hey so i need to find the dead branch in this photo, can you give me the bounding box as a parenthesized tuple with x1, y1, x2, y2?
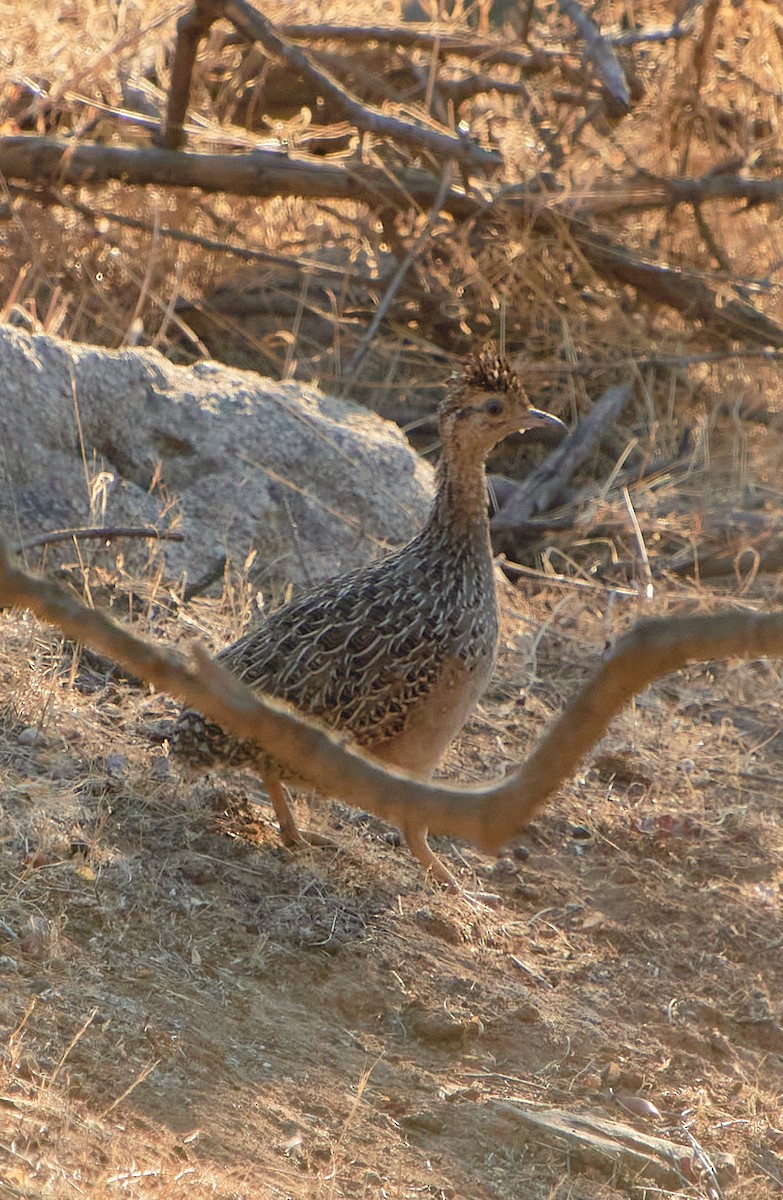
(277, 22, 557, 70)
(486, 1103, 702, 1192)
(551, 348, 783, 374)
(5, 136, 783, 349)
(3, 529, 783, 857)
(164, 0, 214, 151)
(437, 70, 533, 108)
(14, 526, 184, 554)
(692, 202, 732, 276)
(607, 22, 694, 48)
(573, 226, 783, 349)
(666, 510, 783, 581)
(277, 20, 693, 56)
(500, 172, 783, 217)
(6, 136, 783, 224)
(556, 0, 630, 110)
(164, 0, 500, 167)
(491, 384, 632, 532)
(0, 136, 477, 216)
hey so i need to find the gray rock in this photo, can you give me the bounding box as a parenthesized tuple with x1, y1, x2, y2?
(17, 726, 46, 747)
(0, 325, 433, 594)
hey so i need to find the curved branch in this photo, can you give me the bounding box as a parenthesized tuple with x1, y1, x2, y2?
(2, 531, 782, 860)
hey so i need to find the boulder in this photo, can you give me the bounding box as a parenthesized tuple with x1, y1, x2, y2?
(0, 325, 433, 596)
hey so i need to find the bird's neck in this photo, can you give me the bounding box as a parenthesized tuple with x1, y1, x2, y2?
(430, 449, 492, 551)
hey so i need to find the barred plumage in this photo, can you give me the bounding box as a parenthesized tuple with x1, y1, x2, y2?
(172, 351, 565, 889)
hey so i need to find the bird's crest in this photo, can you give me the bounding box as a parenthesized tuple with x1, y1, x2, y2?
(459, 349, 522, 394)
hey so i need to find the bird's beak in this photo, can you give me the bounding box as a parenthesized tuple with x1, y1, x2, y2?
(520, 407, 568, 443)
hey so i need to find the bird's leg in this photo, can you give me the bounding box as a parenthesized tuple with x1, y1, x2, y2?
(262, 776, 336, 849)
(402, 822, 501, 907)
(402, 822, 463, 890)
(264, 776, 303, 846)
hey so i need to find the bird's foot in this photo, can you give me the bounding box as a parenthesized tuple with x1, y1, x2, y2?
(403, 823, 501, 906)
(279, 827, 339, 851)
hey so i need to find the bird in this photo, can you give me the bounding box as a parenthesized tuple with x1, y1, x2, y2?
(171, 351, 566, 890)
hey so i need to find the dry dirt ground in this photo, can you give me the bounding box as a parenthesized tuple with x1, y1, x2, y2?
(2, 572, 783, 1199)
(4, 0, 783, 1195)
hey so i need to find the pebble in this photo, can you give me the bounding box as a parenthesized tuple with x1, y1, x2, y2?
(19, 915, 55, 960)
(18, 726, 45, 747)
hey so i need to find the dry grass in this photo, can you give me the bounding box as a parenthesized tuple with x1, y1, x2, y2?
(3, 0, 783, 1195)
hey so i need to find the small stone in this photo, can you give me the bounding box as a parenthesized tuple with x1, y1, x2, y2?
(614, 1092, 662, 1121)
(400, 1110, 446, 1134)
(493, 857, 518, 876)
(19, 915, 56, 960)
(104, 754, 128, 779)
(149, 755, 171, 781)
(571, 825, 592, 840)
(514, 883, 541, 902)
(28, 978, 53, 995)
(603, 1061, 623, 1086)
(713, 1152, 738, 1183)
(407, 1003, 479, 1044)
(18, 726, 45, 747)
(511, 844, 530, 861)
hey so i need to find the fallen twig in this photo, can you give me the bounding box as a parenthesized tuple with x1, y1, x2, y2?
(277, 20, 693, 56)
(14, 525, 184, 554)
(499, 558, 638, 597)
(621, 485, 654, 602)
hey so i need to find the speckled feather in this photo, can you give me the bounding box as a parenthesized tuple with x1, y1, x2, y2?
(172, 351, 560, 781)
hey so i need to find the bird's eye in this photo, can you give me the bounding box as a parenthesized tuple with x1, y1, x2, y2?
(486, 399, 503, 416)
